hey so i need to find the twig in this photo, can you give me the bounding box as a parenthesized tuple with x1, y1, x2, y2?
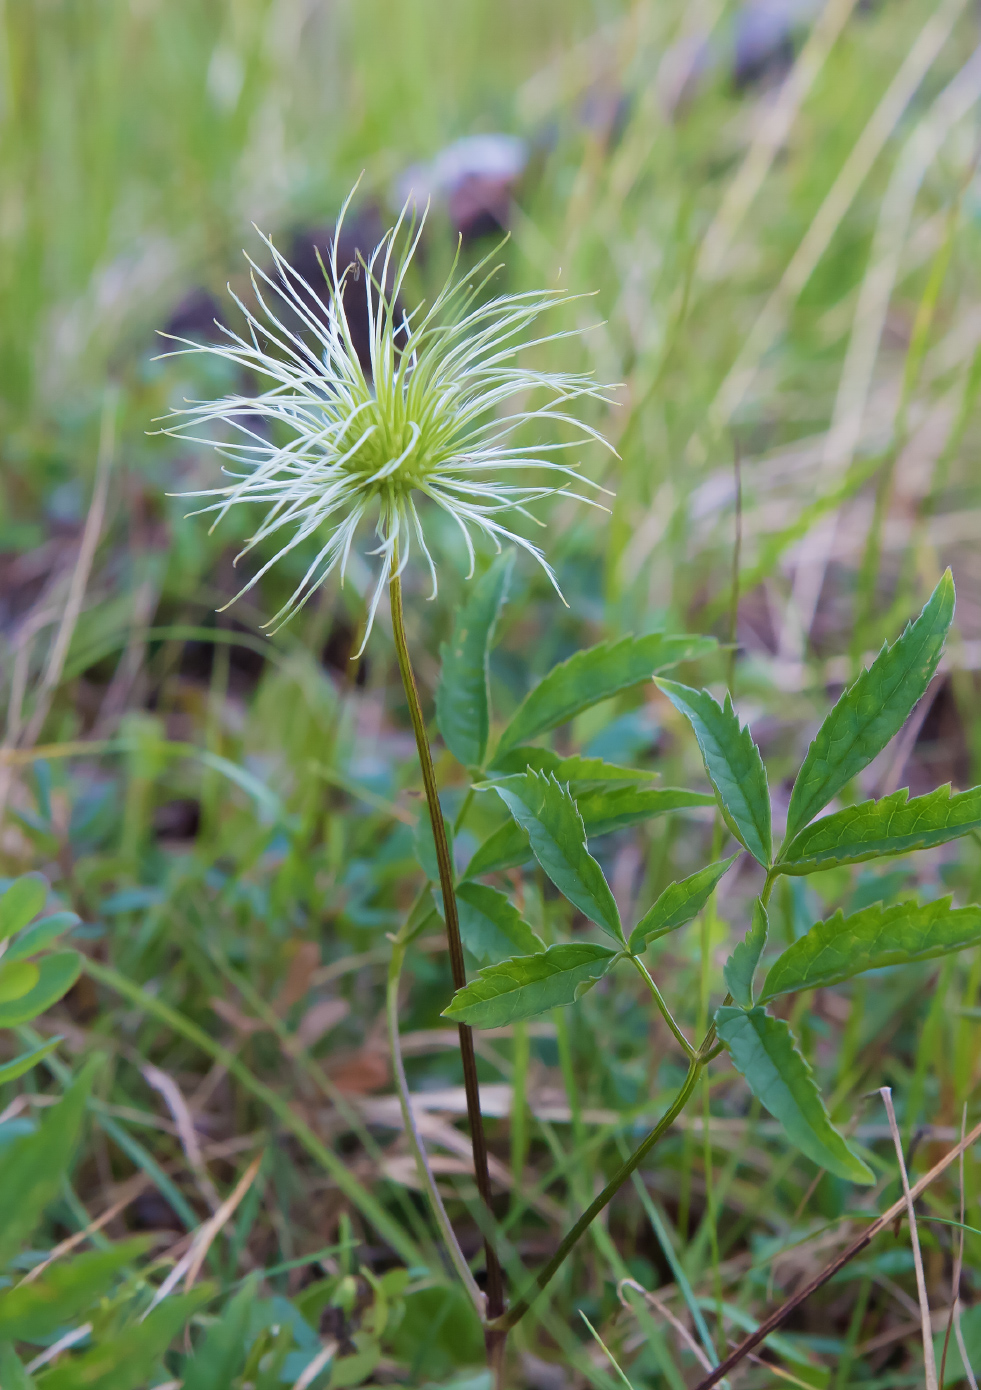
(692, 1114, 981, 1390)
(881, 1087, 937, 1390)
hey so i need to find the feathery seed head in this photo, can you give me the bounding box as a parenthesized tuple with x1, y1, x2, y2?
(159, 186, 614, 652)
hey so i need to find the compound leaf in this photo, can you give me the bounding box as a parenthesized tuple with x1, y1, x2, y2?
(784, 571, 954, 843)
(462, 820, 531, 879)
(445, 882, 543, 966)
(442, 943, 618, 1028)
(628, 854, 739, 953)
(483, 772, 623, 941)
(777, 784, 981, 875)
(490, 746, 654, 786)
(716, 1006, 873, 1183)
(724, 900, 769, 1009)
(0, 951, 81, 1028)
(493, 632, 715, 760)
(42, 1291, 209, 1390)
(656, 680, 771, 866)
(577, 786, 713, 839)
(436, 552, 513, 768)
(761, 897, 981, 1001)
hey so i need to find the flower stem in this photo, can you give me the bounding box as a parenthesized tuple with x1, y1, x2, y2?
(494, 1055, 703, 1332)
(388, 568, 507, 1334)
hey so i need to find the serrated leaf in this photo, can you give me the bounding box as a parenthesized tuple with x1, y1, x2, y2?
(442, 942, 618, 1028)
(761, 896, 981, 1001)
(42, 1290, 209, 1390)
(0, 961, 39, 1005)
(5, 911, 78, 962)
(577, 786, 714, 838)
(490, 745, 655, 786)
(0, 1239, 150, 1341)
(493, 632, 716, 760)
(0, 951, 81, 1027)
(182, 1278, 256, 1390)
(784, 571, 955, 843)
(436, 552, 513, 768)
(628, 854, 739, 953)
(0, 1038, 62, 1087)
(716, 1006, 873, 1183)
(778, 784, 981, 875)
(485, 772, 622, 940)
(656, 680, 771, 866)
(0, 877, 46, 942)
(0, 1063, 93, 1266)
(463, 819, 532, 878)
(437, 882, 543, 966)
(724, 900, 769, 1009)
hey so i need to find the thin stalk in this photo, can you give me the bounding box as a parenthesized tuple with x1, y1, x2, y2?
(630, 955, 697, 1060)
(387, 932, 485, 1316)
(388, 568, 506, 1354)
(495, 1056, 703, 1332)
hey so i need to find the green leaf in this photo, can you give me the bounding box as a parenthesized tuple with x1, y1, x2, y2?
(436, 552, 513, 768)
(182, 1278, 256, 1390)
(0, 1344, 32, 1390)
(0, 951, 81, 1028)
(784, 571, 954, 843)
(0, 960, 38, 1005)
(484, 772, 622, 940)
(724, 900, 769, 1009)
(0, 1063, 93, 1267)
(463, 819, 532, 878)
(761, 897, 981, 1001)
(447, 882, 543, 966)
(777, 784, 981, 875)
(715, 1006, 873, 1183)
(628, 855, 739, 953)
(656, 680, 771, 866)
(0, 1240, 150, 1341)
(42, 1290, 209, 1390)
(493, 632, 716, 760)
(442, 943, 618, 1028)
(0, 877, 46, 942)
(578, 786, 714, 838)
(5, 911, 78, 962)
(490, 745, 655, 786)
(0, 1038, 62, 1087)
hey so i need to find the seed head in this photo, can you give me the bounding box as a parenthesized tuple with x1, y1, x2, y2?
(159, 187, 613, 652)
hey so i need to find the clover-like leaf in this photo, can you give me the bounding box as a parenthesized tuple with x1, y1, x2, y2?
(442, 943, 618, 1028)
(0, 952, 81, 1029)
(436, 551, 513, 768)
(716, 1006, 873, 1183)
(656, 680, 771, 866)
(0, 876, 46, 942)
(777, 783, 981, 875)
(761, 897, 981, 1001)
(483, 771, 623, 941)
(493, 633, 715, 760)
(628, 854, 739, 953)
(784, 571, 954, 844)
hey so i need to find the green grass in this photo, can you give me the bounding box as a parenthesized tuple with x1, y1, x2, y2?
(3, 0, 981, 1385)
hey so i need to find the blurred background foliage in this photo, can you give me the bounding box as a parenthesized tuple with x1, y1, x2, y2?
(3, 0, 981, 1385)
